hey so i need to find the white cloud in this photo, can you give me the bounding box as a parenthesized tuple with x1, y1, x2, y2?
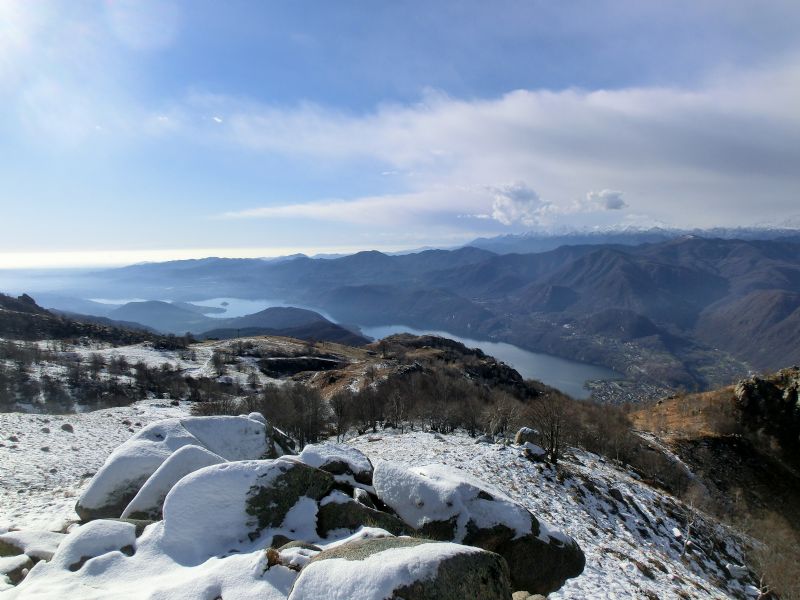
(221, 187, 493, 226)
(581, 189, 627, 211)
(210, 61, 800, 228)
(2, 1, 799, 231)
(489, 182, 551, 226)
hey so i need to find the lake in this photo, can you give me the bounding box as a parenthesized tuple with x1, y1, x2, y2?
(360, 324, 622, 399)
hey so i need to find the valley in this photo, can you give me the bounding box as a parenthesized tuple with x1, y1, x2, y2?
(10, 235, 800, 401)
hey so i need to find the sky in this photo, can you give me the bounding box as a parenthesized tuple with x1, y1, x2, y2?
(1, 0, 799, 268)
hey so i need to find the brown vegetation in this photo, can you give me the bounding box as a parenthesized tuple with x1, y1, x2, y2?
(630, 386, 741, 439)
(632, 369, 800, 599)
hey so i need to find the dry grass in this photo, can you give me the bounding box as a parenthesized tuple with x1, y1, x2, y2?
(630, 386, 740, 439)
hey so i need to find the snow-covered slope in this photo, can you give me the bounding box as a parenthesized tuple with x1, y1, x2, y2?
(1, 407, 757, 598)
(0, 400, 189, 531)
(350, 431, 755, 600)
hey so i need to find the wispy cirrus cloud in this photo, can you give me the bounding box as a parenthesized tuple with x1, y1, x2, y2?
(220, 187, 492, 226)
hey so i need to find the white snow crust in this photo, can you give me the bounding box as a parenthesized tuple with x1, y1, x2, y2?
(287, 541, 481, 600)
(78, 415, 267, 513)
(298, 443, 372, 478)
(50, 520, 136, 570)
(121, 444, 225, 518)
(0, 530, 66, 561)
(159, 458, 294, 562)
(373, 461, 533, 542)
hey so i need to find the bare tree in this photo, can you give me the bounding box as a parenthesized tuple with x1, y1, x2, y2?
(482, 391, 521, 438)
(330, 389, 353, 442)
(527, 391, 567, 463)
(387, 384, 409, 433)
(211, 349, 226, 377)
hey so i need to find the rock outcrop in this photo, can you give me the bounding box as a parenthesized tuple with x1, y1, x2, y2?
(120, 444, 225, 520)
(372, 461, 585, 594)
(75, 414, 276, 520)
(8, 417, 585, 598)
(161, 457, 333, 561)
(298, 442, 374, 485)
(288, 537, 512, 600)
(514, 427, 539, 445)
(734, 367, 800, 454)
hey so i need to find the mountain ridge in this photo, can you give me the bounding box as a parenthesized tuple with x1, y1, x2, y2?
(16, 236, 800, 397)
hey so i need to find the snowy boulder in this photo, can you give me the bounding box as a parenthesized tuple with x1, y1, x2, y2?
(514, 427, 538, 445)
(161, 457, 333, 562)
(522, 442, 546, 461)
(121, 444, 226, 520)
(316, 493, 410, 538)
(498, 526, 585, 595)
(287, 537, 511, 600)
(0, 554, 33, 585)
(372, 461, 584, 594)
(49, 520, 136, 572)
(75, 415, 270, 521)
(0, 530, 66, 561)
(373, 462, 533, 543)
(298, 443, 373, 485)
(265, 422, 297, 459)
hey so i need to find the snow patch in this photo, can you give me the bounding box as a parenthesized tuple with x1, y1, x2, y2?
(373, 461, 532, 542)
(121, 444, 225, 519)
(287, 541, 482, 600)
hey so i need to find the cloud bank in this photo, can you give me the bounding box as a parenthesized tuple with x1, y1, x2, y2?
(212, 62, 800, 229)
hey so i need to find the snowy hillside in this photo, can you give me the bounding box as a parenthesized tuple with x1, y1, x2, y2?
(351, 431, 756, 599)
(1, 404, 758, 598)
(0, 400, 189, 532)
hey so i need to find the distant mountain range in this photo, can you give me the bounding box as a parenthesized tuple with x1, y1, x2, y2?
(0, 293, 154, 345)
(97, 300, 368, 346)
(18, 235, 800, 393)
(467, 226, 800, 254)
(0, 294, 369, 347)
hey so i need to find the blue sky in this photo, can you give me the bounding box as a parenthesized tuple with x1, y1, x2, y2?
(1, 1, 800, 267)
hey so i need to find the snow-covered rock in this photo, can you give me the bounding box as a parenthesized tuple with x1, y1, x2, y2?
(160, 457, 333, 562)
(0, 530, 66, 561)
(49, 520, 136, 572)
(120, 444, 225, 520)
(372, 461, 584, 594)
(373, 461, 533, 541)
(287, 537, 512, 600)
(514, 427, 538, 445)
(522, 441, 546, 460)
(298, 443, 373, 484)
(75, 415, 270, 520)
(0, 554, 33, 585)
(316, 497, 409, 538)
